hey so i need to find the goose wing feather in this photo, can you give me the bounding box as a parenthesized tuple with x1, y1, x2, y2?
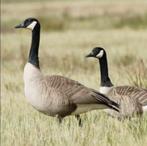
(44, 75, 119, 111)
(114, 86, 147, 106)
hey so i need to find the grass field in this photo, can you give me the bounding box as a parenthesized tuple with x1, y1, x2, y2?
(1, 0, 147, 146)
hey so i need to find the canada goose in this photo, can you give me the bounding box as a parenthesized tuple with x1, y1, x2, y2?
(86, 47, 147, 119)
(15, 18, 119, 124)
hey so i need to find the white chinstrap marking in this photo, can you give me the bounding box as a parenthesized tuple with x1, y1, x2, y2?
(27, 21, 37, 30)
(96, 50, 104, 58)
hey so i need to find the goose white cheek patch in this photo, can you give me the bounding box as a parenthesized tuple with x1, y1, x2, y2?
(27, 21, 37, 30)
(96, 50, 104, 58)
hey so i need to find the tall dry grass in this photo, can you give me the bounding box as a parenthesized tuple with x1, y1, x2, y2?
(1, 1, 147, 146)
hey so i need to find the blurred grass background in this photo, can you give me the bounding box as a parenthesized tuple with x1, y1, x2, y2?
(2, 1, 147, 32)
(1, 0, 147, 146)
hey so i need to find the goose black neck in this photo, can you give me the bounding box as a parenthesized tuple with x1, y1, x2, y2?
(28, 24, 40, 69)
(99, 53, 113, 87)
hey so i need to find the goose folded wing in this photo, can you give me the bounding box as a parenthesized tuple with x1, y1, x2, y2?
(115, 86, 147, 106)
(45, 75, 119, 111)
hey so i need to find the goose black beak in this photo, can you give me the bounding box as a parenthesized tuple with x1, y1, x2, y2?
(85, 52, 94, 58)
(15, 23, 25, 29)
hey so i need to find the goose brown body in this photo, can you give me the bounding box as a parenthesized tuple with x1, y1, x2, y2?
(24, 63, 118, 118)
(103, 86, 144, 119)
(114, 86, 147, 106)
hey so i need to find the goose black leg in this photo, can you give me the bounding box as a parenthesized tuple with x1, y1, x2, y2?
(57, 115, 63, 124)
(75, 114, 82, 127)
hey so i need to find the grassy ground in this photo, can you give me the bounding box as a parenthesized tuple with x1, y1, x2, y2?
(1, 1, 147, 146)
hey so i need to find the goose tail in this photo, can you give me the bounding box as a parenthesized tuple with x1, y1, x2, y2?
(93, 91, 120, 112)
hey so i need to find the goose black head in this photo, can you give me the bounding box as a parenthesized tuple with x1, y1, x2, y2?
(15, 18, 40, 30)
(86, 47, 105, 59)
